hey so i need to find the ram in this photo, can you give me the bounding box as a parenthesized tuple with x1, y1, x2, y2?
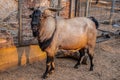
(29, 7, 99, 79)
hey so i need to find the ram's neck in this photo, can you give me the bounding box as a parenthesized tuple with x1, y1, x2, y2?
(38, 17, 55, 42)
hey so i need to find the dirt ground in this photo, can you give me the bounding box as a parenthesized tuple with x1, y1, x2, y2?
(0, 36, 120, 80)
(0, 24, 120, 80)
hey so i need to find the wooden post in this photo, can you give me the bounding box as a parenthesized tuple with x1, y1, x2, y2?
(57, 0, 61, 16)
(50, 0, 54, 7)
(85, 0, 90, 17)
(75, 0, 78, 17)
(18, 0, 22, 46)
(77, 0, 80, 16)
(79, 0, 82, 17)
(110, 0, 116, 24)
(88, 0, 92, 17)
(69, 0, 72, 18)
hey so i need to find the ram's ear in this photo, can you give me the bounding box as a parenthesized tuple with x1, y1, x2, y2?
(48, 7, 64, 12)
(29, 14, 33, 18)
(96, 0, 99, 4)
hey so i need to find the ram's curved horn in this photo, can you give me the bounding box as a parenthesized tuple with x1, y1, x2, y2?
(48, 7, 64, 12)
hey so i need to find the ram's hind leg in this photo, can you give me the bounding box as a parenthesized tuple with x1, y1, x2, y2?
(74, 48, 85, 69)
(87, 48, 94, 71)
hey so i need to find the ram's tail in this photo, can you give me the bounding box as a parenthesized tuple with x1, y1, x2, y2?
(89, 17, 99, 29)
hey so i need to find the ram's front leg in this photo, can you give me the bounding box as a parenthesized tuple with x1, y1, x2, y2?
(49, 57, 55, 74)
(42, 55, 52, 79)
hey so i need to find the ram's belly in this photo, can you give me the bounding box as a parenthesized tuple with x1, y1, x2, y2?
(59, 35, 87, 50)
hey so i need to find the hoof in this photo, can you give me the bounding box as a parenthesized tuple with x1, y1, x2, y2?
(89, 68, 93, 71)
(74, 65, 79, 69)
(74, 63, 80, 69)
(42, 73, 49, 79)
(49, 70, 55, 75)
(89, 65, 94, 71)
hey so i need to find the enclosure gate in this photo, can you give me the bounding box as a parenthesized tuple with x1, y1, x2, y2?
(78, 0, 120, 23)
(48, 0, 120, 23)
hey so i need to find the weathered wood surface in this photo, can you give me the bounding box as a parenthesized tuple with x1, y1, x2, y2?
(0, 45, 46, 71)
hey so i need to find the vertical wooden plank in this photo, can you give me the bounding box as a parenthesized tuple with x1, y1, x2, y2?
(18, 0, 22, 46)
(88, 0, 92, 17)
(85, 0, 90, 17)
(69, 0, 72, 18)
(57, 0, 61, 16)
(110, 0, 116, 24)
(50, 0, 55, 7)
(77, 0, 80, 16)
(74, 0, 80, 17)
(75, 0, 77, 17)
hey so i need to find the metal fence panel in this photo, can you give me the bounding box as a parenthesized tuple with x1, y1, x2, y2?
(79, 0, 120, 23)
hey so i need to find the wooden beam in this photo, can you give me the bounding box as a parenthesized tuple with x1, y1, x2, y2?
(85, 0, 90, 17)
(69, 0, 72, 18)
(91, 0, 111, 6)
(75, 0, 77, 17)
(18, 0, 23, 46)
(57, 0, 61, 16)
(0, 45, 46, 71)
